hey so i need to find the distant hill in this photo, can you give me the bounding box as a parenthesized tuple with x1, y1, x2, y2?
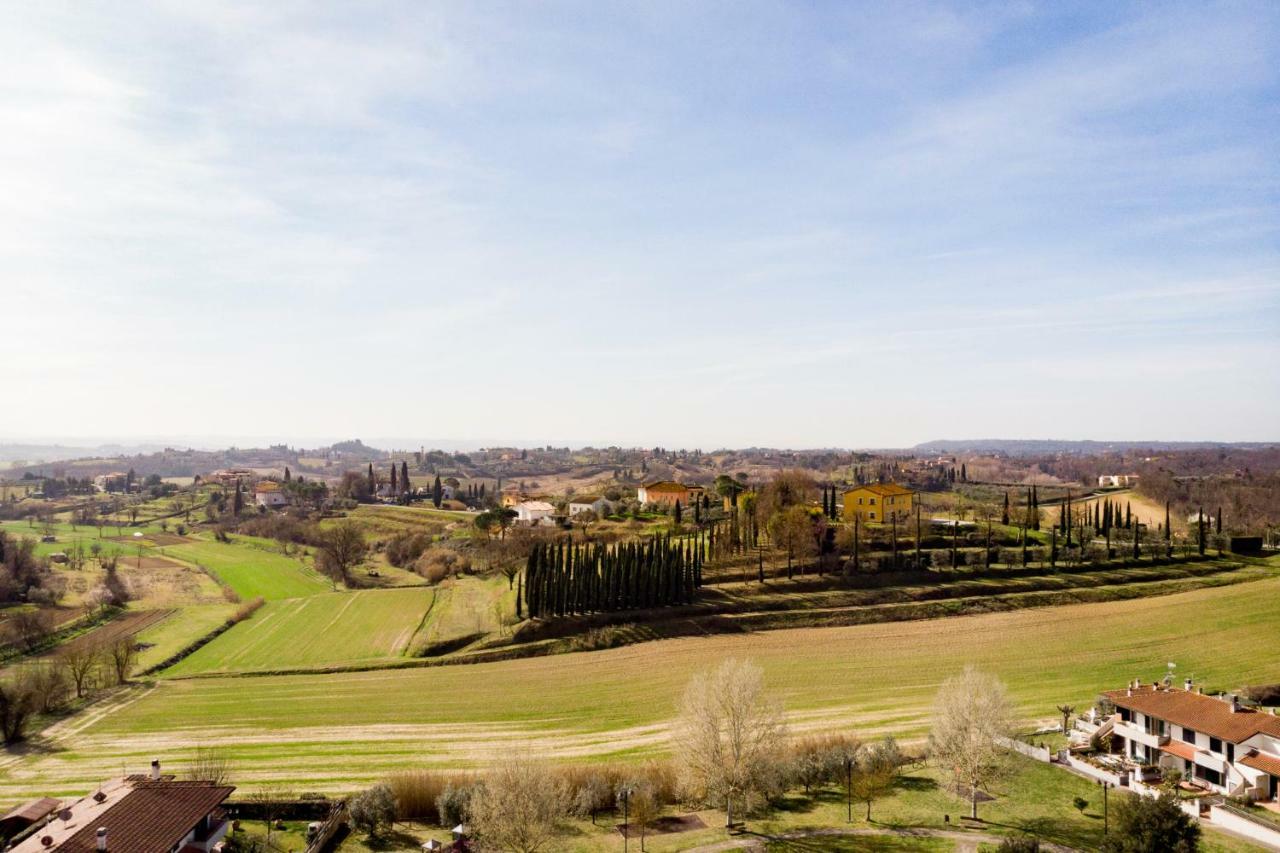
(0, 442, 170, 465)
(913, 439, 1278, 457)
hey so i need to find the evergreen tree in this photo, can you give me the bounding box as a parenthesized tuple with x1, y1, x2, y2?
(401, 461, 410, 494)
(1001, 492, 1010, 526)
(960, 463, 967, 482)
(367, 464, 375, 496)
(284, 466, 291, 482)
(1031, 485, 1040, 531)
(1197, 507, 1206, 555)
(432, 475, 442, 508)
(673, 500, 682, 525)
(1216, 507, 1222, 535)
(1125, 502, 1132, 529)
(390, 465, 398, 493)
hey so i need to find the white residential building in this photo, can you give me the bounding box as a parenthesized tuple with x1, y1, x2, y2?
(567, 495, 610, 517)
(254, 481, 288, 508)
(513, 500, 556, 525)
(1106, 680, 1280, 801)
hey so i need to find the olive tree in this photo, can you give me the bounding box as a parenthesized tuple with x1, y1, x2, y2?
(468, 755, 569, 853)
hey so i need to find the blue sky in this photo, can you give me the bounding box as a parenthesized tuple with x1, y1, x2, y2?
(3, 1, 1277, 449)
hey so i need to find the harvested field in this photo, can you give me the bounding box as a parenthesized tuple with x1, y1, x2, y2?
(42, 609, 176, 658)
(5, 575, 1280, 797)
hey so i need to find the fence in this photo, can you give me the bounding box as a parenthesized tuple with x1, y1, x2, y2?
(304, 802, 347, 853)
(996, 736, 1051, 763)
(1208, 803, 1280, 849)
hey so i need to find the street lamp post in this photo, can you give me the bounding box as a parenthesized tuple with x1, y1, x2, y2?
(845, 757, 853, 822)
(622, 787, 631, 853)
(1097, 779, 1112, 834)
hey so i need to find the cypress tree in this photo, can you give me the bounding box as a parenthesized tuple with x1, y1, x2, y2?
(1133, 518, 1141, 561)
(390, 464, 397, 493)
(367, 464, 375, 496)
(673, 500, 682, 525)
(1216, 507, 1222, 535)
(284, 466, 291, 482)
(1165, 501, 1172, 557)
(401, 461, 409, 494)
(432, 475, 442, 508)
(1125, 502, 1132, 529)
(1001, 492, 1009, 526)
(1198, 507, 1206, 555)
(515, 573, 523, 619)
(1031, 485, 1040, 531)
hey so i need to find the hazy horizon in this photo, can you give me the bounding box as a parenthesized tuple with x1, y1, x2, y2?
(5, 2, 1278, 447)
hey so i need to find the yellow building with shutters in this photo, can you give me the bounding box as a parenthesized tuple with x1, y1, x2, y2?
(842, 482, 914, 524)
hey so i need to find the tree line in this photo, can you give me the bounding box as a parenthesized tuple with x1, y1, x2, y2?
(522, 535, 704, 619)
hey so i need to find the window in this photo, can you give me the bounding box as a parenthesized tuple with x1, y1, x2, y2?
(1194, 765, 1222, 786)
(1226, 743, 1234, 762)
(869, 512, 876, 520)
(1182, 727, 1196, 744)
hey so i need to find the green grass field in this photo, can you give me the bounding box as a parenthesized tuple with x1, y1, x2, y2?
(164, 587, 434, 676)
(6, 575, 1280, 800)
(164, 538, 330, 600)
(133, 603, 241, 672)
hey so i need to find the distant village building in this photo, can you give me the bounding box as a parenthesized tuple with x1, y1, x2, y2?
(254, 481, 288, 508)
(92, 472, 129, 493)
(500, 487, 525, 508)
(1098, 474, 1139, 488)
(568, 495, 610, 517)
(637, 481, 704, 508)
(513, 500, 556, 525)
(7, 761, 233, 853)
(210, 468, 254, 486)
(842, 482, 914, 524)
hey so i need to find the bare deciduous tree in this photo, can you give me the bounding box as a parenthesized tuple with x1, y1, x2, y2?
(469, 755, 569, 853)
(57, 643, 101, 698)
(675, 658, 787, 823)
(187, 745, 234, 785)
(929, 666, 1013, 820)
(315, 522, 367, 589)
(107, 639, 138, 685)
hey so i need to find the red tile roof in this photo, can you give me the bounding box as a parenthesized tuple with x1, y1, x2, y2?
(1160, 740, 1198, 761)
(1105, 685, 1280, 744)
(24, 781, 233, 853)
(1, 797, 60, 824)
(844, 482, 914, 497)
(1241, 750, 1280, 777)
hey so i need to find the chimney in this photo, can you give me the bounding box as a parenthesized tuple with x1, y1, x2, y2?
(1231, 695, 1241, 713)
(96, 828, 108, 852)
(1184, 678, 1192, 692)
(150, 759, 160, 781)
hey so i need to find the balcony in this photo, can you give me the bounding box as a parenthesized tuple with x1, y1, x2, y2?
(1114, 719, 1169, 750)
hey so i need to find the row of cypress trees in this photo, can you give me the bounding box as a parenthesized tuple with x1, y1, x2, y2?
(521, 535, 704, 619)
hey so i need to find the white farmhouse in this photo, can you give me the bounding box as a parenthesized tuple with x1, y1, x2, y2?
(513, 500, 556, 525)
(567, 495, 610, 518)
(254, 481, 288, 508)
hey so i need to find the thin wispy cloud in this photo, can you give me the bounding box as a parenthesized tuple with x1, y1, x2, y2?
(1, 1, 1277, 448)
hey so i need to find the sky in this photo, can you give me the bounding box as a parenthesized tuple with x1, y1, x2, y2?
(2, 1, 1278, 450)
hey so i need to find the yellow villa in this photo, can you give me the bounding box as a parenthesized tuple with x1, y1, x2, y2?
(842, 482, 914, 524)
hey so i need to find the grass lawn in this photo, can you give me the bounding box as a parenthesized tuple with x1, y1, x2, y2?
(164, 537, 330, 600)
(241, 758, 1268, 852)
(6, 575, 1280, 799)
(164, 587, 434, 676)
(409, 574, 516, 655)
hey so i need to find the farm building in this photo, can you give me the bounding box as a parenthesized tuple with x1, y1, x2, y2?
(842, 482, 914, 524)
(92, 472, 129, 493)
(1098, 474, 1139, 487)
(568, 495, 610, 517)
(254, 481, 287, 508)
(210, 468, 254, 485)
(637, 481, 705, 507)
(513, 500, 556, 525)
(1103, 679, 1280, 801)
(8, 761, 234, 853)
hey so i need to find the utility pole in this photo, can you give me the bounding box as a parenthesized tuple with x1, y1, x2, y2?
(845, 756, 853, 822)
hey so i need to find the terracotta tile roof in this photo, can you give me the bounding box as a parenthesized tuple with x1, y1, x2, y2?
(255, 481, 281, 492)
(843, 482, 913, 497)
(642, 481, 688, 491)
(1105, 685, 1280, 744)
(1, 797, 61, 824)
(1160, 740, 1198, 761)
(1240, 750, 1280, 777)
(15, 781, 233, 853)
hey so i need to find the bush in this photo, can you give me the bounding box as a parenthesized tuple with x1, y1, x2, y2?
(415, 547, 471, 584)
(386, 532, 432, 568)
(1101, 791, 1200, 853)
(999, 837, 1040, 852)
(436, 781, 473, 827)
(349, 782, 396, 839)
(1242, 684, 1280, 705)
